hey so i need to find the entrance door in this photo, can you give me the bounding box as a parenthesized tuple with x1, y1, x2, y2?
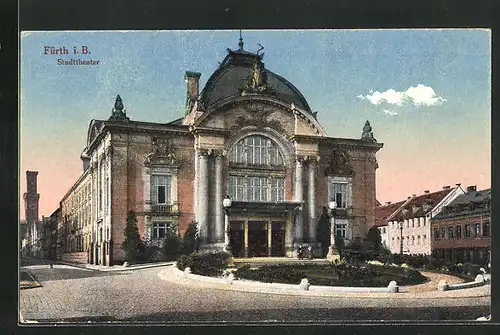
(229, 222, 244, 258)
(271, 221, 285, 256)
(248, 221, 268, 257)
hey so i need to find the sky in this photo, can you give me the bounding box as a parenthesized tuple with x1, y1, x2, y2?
(20, 29, 491, 220)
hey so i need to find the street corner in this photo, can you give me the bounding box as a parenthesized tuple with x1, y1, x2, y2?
(20, 271, 42, 289)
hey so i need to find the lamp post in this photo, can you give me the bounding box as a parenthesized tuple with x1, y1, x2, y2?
(326, 201, 338, 260)
(398, 220, 404, 255)
(223, 195, 232, 254)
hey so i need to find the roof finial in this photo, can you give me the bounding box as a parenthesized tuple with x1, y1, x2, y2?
(361, 120, 377, 142)
(238, 30, 244, 50)
(109, 94, 130, 122)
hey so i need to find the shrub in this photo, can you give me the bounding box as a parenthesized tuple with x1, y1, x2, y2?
(181, 221, 198, 255)
(123, 211, 142, 263)
(163, 229, 182, 261)
(139, 245, 165, 262)
(176, 251, 232, 276)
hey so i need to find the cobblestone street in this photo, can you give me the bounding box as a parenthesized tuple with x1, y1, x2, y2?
(20, 258, 490, 323)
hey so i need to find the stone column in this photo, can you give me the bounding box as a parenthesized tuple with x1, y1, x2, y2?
(198, 152, 209, 244)
(294, 158, 304, 244)
(244, 220, 249, 258)
(214, 154, 224, 244)
(308, 159, 317, 243)
(267, 221, 272, 257)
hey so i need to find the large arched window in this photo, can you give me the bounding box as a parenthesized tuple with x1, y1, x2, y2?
(229, 135, 284, 166)
(228, 135, 286, 202)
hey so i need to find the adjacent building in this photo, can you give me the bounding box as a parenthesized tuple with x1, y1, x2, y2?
(374, 200, 407, 250)
(58, 38, 383, 265)
(22, 171, 42, 257)
(384, 185, 464, 255)
(431, 186, 490, 265)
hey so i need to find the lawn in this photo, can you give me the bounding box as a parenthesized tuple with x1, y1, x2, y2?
(235, 263, 428, 287)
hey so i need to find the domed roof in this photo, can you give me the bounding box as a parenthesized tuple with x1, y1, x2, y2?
(200, 46, 312, 113)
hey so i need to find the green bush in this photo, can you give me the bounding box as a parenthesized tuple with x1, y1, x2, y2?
(235, 263, 427, 287)
(139, 245, 165, 262)
(176, 251, 232, 276)
(163, 229, 182, 261)
(181, 221, 198, 255)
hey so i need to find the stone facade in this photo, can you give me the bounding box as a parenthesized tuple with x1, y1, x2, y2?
(383, 186, 464, 255)
(58, 40, 383, 264)
(431, 186, 490, 265)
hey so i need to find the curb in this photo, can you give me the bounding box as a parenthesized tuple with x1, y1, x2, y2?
(20, 271, 42, 290)
(31, 258, 174, 272)
(158, 266, 491, 299)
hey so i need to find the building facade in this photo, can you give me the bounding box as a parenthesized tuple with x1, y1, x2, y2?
(374, 200, 407, 250)
(384, 186, 464, 255)
(431, 186, 490, 265)
(60, 39, 383, 264)
(22, 171, 42, 257)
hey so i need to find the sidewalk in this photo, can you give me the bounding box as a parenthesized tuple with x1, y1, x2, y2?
(22, 256, 174, 272)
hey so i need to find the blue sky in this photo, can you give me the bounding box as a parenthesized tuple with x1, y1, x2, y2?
(20, 29, 491, 218)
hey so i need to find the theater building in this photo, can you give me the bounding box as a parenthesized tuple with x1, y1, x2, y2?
(431, 186, 491, 265)
(62, 38, 383, 264)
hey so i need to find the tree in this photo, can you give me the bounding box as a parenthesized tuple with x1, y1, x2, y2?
(163, 227, 182, 261)
(316, 207, 331, 257)
(123, 210, 141, 263)
(365, 226, 382, 253)
(182, 221, 198, 254)
(334, 233, 345, 259)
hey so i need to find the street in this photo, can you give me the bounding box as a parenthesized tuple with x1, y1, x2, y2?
(20, 257, 490, 323)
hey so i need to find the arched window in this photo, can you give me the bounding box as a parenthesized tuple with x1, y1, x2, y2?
(228, 135, 286, 202)
(229, 135, 284, 166)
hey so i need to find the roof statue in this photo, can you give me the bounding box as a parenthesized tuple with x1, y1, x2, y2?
(238, 30, 244, 51)
(241, 58, 274, 96)
(361, 120, 376, 143)
(108, 95, 130, 122)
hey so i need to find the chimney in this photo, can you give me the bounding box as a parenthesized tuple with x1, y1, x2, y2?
(385, 201, 391, 205)
(412, 194, 416, 197)
(466, 185, 477, 193)
(184, 71, 201, 113)
(407, 196, 411, 199)
(456, 183, 461, 187)
(442, 186, 451, 189)
(424, 190, 430, 194)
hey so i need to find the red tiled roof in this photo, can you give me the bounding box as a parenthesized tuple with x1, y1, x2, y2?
(374, 200, 408, 227)
(388, 188, 454, 221)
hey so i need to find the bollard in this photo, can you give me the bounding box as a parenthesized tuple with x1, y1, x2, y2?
(123, 261, 129, 267)
(299, 278, 310, 291)
(227, 273, 234, 285)
(438, 279, 449, 291)
(184, 267, 191, 275)
(387, 280, 399, 293)
(475, 274, 485, 283)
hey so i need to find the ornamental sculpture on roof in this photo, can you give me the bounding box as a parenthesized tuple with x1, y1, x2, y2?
(108, 95, 130, 122)
(361, 120, 377, 143)
(240, 58, 275, 96)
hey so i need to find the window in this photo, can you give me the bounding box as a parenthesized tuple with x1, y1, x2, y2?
(417, 235, 421, 245)
(417, 219, 420, 227)
(152, 222, 169, 239)
(229, 176, 285, 202)
(464, 224, 471, 238)
(229, 135, 284, 166)
(440, 227, 446, 239)
(456, 225, 462, 239)
(473, 223, 480, 236)
(412, 219, 415, 228)
(483, 222, 490, 237)
(336, 224, 347, 238)
(151, 175, 172, 204)
(423, 235, 427, 244)
(448, 226, 454, 239)
(412, 236, 415, 245)
(382, 227, 386, 234)
(329, 182, 347, 208)
(406, 236, 410, 245)
(270, 177, 285, 202)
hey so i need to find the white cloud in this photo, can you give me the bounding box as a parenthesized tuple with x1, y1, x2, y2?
(381, 109, 398, 116)
(358, 84, 446, 107)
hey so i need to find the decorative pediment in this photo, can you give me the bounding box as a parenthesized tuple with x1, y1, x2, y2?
(231, 104, 287, 135)
(324, 149, 353, 176)
(144, 137, 178, 166)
